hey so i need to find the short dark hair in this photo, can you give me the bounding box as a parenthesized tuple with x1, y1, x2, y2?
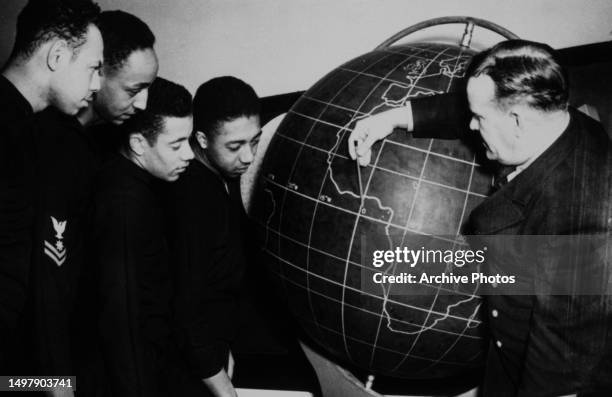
(121, 77, 192, 148)
(192, 76, 260, 139)
(97, 10, 155, 73)
(467, 39, 569, 112)
(11, 0, 100, 60)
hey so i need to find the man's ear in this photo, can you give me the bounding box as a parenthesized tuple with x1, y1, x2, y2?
(46, 39, 70, 72)
(195, 130, 208, 150)
(509, 108, 526, 139)
(129, 133, 147, 156)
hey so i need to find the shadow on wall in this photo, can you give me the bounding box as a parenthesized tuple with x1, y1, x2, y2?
(559, 41, 612, 137)
(568, 60, 612, 136)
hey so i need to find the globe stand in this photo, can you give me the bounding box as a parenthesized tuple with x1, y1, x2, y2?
(299, 341, 477, 397)
(299, 340, 382, 397)
(375, 16, 519, 50)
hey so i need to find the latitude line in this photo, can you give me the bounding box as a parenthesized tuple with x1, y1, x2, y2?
(273, 270, 483, 341)
(256, 222, 481, 299)
(287, 109, 484, 168)
(265, 177, 464, 246)
(294, 314, 483, 365)
(265, 248, 483, 325)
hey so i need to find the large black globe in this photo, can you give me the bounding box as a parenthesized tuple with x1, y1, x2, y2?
(250, 43, 494, 380)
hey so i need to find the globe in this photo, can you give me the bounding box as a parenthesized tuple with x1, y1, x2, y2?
(250, 42, 495, 381)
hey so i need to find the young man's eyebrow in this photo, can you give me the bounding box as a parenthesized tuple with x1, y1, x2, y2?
(168, 137, 188, 144)
(225, 130, 263, 145)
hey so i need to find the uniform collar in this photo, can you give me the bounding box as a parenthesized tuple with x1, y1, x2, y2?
(118, 152, 158, 188)
(195, 154, 230, 195)
(0, 74, 33, 117)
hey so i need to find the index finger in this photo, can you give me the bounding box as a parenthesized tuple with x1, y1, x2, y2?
(348, 122, 367, 159)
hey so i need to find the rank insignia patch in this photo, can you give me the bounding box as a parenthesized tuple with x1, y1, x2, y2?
(44, 216, 67, 266)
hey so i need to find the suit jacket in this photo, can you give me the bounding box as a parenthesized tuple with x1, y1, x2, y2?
(466, 108, 612, 396)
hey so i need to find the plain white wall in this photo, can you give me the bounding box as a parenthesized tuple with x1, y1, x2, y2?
(2, 0, 612, 96)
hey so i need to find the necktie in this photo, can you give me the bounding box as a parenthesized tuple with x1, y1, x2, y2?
(492, 165, 516, 191)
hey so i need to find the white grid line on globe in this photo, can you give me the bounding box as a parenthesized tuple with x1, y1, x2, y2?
(297, 313, 483, 366)
(284, 48, 419, 363)
(265, 248, 483, 327)
(396, 49, 462, 364)
(338, 67, 450, 94)
(301, 94, 370, 117)
(265, 177, 462, 246)
(289, 108, 485, 170)
(409, 46, 485, 374)
(415, 116, 484, 376)
(377, 47, 451, 62)
(337, 45, 453, 368)
(294, 96, 482, 165)
(456, 157, 478, 237)
(384, 44, 470, 60)
(363, 47, 448, 363)
(391, 45, 478, 373)
(273, 270, 483, 341)
(256, 216, 481, 299)
(385, 139, 480, 168)
(275, 51, 397, 351)
(275, 131, 487, 199)
(413, 301, 481, 376)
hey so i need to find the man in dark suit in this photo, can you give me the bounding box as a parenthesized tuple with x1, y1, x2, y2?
(349, 40, 612, 396)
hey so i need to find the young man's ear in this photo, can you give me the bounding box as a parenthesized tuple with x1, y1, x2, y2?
(128, 133, 147, 156)
(46, 39, 70, 72)
(195, 130, 208, 150)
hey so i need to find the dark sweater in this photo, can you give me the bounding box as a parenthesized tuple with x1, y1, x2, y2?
(164, 159, 247, 380)
(0, 75, 34, 370)
(91, 155, 173, 397)
(18, 108, 99, 376)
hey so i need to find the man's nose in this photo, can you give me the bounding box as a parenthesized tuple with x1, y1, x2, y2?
(90, 70, 101, 92)
(182, 143, 194, 161)
(240, 146, 254, 164)
(133, 89, 148, 111)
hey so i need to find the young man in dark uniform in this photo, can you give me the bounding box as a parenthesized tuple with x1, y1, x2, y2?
(349, 40, 612, 396)
(164, 76, 261, 397)
(0, 0, 102, 378)
(90, 77, 193, 396)
(23, 10, 158, 383)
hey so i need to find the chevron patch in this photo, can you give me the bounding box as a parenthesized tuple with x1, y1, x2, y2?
(44, 239, 66, 267)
